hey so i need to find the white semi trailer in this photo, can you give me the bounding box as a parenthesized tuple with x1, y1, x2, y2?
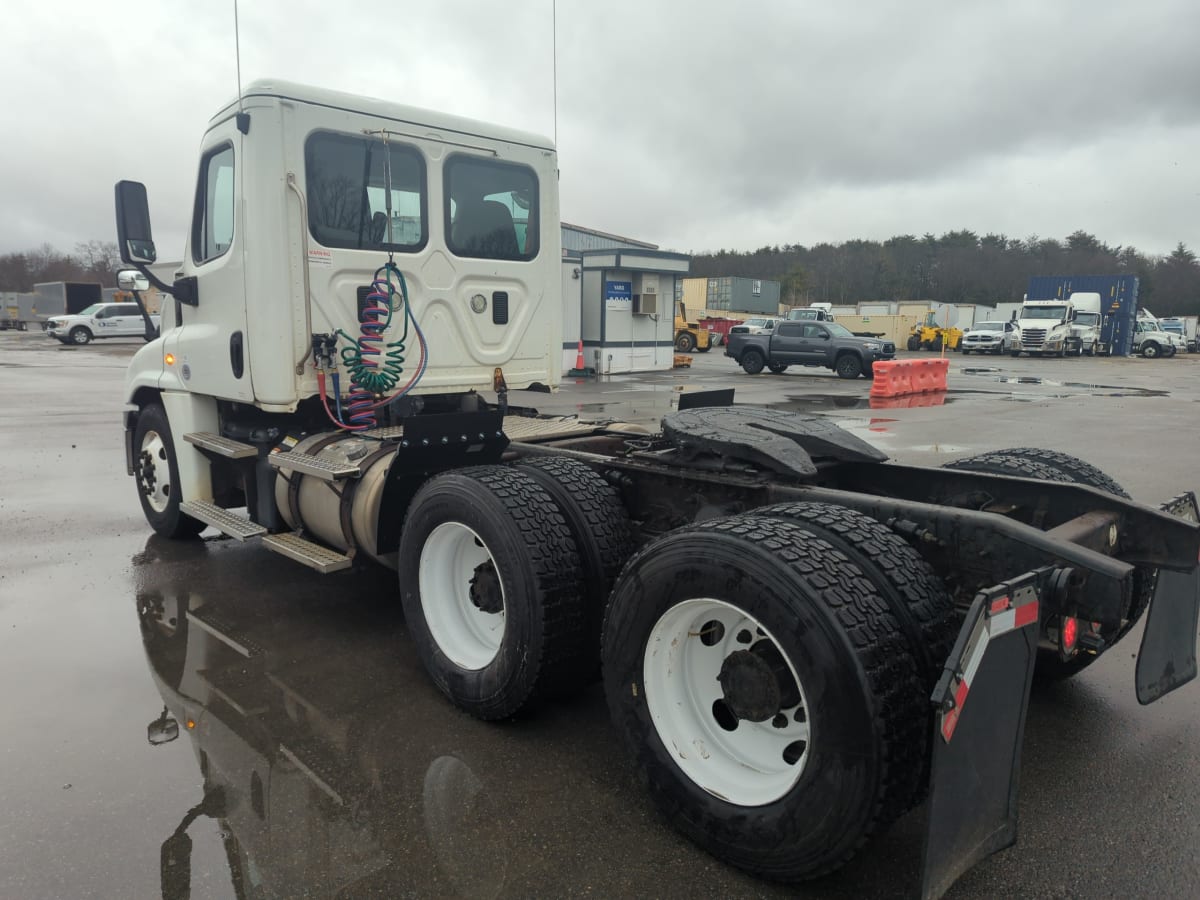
(114, 79, 1200, 897)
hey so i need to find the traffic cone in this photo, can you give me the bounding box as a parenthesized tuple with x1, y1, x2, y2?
(568, 339, 593, 377)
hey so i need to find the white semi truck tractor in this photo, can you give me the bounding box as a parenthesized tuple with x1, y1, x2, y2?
(115, 80, 1200, 897)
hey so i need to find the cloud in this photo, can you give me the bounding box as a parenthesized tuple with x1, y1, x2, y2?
(1, 0, 1197, 261)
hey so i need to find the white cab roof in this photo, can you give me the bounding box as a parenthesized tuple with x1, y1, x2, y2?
(212, 79, 555, 151)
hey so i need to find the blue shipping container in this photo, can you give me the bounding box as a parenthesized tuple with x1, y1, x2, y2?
(1026, 275, 1139, 357)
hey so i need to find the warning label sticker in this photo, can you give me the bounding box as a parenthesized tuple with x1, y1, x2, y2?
(307, 248, 332, 267)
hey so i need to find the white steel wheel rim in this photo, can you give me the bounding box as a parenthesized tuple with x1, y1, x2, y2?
(419, 522, 506, 670)
(643, 598, 812, 807)
(139, 430, 172, 514)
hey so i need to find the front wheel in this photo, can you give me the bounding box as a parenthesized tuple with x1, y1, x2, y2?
(741, 351, 765, 375)
(675, 332, 697, 353)
(834, 354, 863, 379)
(1142, 342, 1161, 359)
(133, 404, 206, 539)
(906, 335, 921, 351)
(69, 326, 92, 345)
(602, 516, 925, 881)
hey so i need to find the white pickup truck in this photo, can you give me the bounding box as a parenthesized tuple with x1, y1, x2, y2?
(47, 301, 160, 345)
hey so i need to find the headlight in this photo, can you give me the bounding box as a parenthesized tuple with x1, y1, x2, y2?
(863, 342, 882, 351)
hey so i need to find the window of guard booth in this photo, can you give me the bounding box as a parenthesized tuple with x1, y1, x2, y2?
(444, 155, 538, 261)
(193, 144, 235, 264)
(306, 132, 427, 252)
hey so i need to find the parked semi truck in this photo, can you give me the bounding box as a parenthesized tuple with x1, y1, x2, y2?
(1063, 291, 1103, 356)
(1009, 295, 1085, 357)
(115, 79, 1200, 898)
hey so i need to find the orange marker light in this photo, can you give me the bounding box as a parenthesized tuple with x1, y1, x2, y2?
(186, 718, 196, 730)
(165, 353, 176, 366)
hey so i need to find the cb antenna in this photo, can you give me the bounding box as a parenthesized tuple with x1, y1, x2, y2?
(234, 0, 249, 134)
(552, 0, 558, 146)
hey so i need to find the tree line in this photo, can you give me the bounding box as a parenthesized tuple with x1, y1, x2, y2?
(688, 231, 1200, 317)
(0, 242, 122, 292)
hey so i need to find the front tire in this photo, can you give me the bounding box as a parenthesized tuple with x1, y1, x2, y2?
(398, 466, 588, 719)
(602, 516, 925, 881)
(69, 326, 92, 345)
(1142, 342, 1161, 359)
(834, 353, 863, 379)
(133, 404, 206, 539)
(907, 335, 921, 351)
(676, 332, 697, 353)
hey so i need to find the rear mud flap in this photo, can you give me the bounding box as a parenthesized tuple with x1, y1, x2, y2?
(920, 576, 1040, 900)
(1136, 567, 1200, 704)
(1137, 493, 1200, 705)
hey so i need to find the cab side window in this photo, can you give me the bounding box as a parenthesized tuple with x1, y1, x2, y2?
(777, 322, 802, 338)
(193, 145, 235, 264)
(802, 324, 827, 339)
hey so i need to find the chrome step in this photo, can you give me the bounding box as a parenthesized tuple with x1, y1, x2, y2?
(183, 431, 258, 459)
(186, 607, 265, 658)
(261, 533, 353, 573)
(179, 500, 267, 541)
(268, 451, 360, 481)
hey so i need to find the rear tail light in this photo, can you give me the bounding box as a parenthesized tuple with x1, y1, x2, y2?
(1059, 615, 1079, 659)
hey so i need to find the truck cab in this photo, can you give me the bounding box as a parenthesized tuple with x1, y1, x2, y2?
(1009, 299, 1075, 357)
(116, 80, 561, 542)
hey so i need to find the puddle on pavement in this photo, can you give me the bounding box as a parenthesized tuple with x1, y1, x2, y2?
(960, 370, 1169, 398)
(773, 393, 956, 412)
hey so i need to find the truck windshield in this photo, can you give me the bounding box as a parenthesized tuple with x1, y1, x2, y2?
(826, 322, 854, 338)
(1075, 313, 1100, 326)
(1021, 306, 1067, 320)
(973, 322, 1004, 332)
(78, 304, 102, 316)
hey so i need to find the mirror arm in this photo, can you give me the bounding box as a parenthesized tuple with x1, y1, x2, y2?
(132, 262, 198, 308)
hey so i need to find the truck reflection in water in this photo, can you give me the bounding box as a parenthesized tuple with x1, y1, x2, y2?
(134, 536, 509, 899)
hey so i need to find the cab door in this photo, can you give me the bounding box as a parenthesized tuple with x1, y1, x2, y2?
(172, 121, 253, 401)
(797, 323, 833, 364)
(771, 321, 805, 364)
(116, 303, 143, 336)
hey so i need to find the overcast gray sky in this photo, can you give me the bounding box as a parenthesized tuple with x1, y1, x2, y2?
(3, 0, 1198, 259)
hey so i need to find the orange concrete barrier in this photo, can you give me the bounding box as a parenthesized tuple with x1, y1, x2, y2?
(870, 358, 948, 398)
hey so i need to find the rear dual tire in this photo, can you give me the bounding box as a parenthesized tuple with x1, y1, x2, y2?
(399, 461, 633, 719)
(603, 514, 931, 881)
(944, 447, 1153, 680)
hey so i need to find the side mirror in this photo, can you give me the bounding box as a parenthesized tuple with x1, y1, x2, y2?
(820, 332, 831, 340)
(147, 709, 180, 746)
(117, 270, 151, 292)
(115, 180, 158, 264)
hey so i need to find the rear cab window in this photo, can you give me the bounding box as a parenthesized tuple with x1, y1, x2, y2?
(305, 132, 427, 252)
(445, 155, 538, 261)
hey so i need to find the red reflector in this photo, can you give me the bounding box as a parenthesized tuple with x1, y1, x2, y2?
(1014, 602, 1039, 629)
(990, 596, 1011, 614)
(941, 709, 960, 742)
(1061, 616, 1078, 652)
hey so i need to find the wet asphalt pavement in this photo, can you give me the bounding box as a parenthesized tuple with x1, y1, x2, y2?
(2, 331, 1199, 899)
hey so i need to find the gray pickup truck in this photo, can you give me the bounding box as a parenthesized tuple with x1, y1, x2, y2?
(725, 320, 896, 379)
